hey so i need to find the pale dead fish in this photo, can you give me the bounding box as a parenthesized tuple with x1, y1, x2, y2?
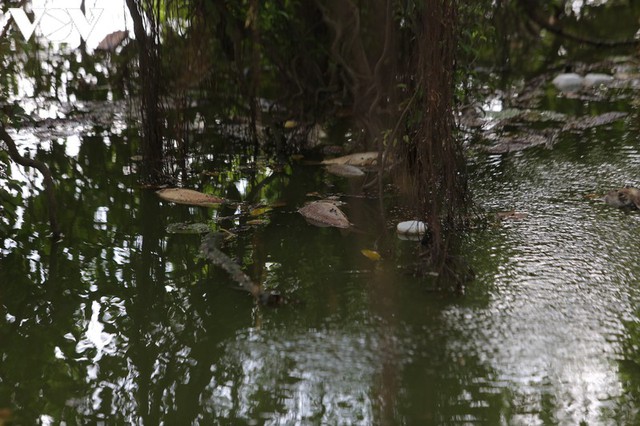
(298, 201, 351, 228)
(325, 163, 365, 178)
(321, 152, 379, 167)
(156, 188, 224, 207)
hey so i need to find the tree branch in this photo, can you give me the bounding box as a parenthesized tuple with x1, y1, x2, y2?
(0, 123, 61, 238)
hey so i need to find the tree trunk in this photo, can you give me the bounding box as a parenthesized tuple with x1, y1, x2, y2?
(398, 1, 470, 287)
(125, 0, 165, 184)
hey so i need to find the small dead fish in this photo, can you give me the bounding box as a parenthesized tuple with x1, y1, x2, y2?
(496, 210, 528, 221)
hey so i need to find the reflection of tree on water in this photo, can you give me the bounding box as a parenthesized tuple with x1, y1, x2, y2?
(3, 0, 640, 424)
(0, 125, 60, 238)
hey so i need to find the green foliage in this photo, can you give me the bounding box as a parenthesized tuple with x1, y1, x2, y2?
(0, 150, 22, 238)
(455, 1, 497, 103)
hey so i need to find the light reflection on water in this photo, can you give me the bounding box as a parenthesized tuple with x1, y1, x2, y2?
(3, 45, 640, 426)
(457, 127, 640, 424)
(202, 324, 405, 425)
(4, 122, 640, 424)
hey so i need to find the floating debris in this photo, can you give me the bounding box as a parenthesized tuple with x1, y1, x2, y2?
(156, 188, 224, 207)
(552, 72, 614, 91)
(583, 73, 614, 88)
(603, 187, 640, 209)
(552, 73, 584, 92)
(166, 222, 211, 234)
(562, 111, 627, 131)
(396, 220, 427, 236)
(486, 133, 551, 154)
(298, 201, 351, 228)
(483, 111, 627, 154)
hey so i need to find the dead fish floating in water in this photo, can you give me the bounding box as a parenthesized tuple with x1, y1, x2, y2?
(325, 163, 365, 178)
(321, 152, 380, 167)
(298, 201, 351, 228)
(602, 187, 640, 209)
(552, 72, 614, 92)
(156, 188, 225, 207)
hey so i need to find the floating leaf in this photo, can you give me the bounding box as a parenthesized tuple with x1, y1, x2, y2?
(325, 163, 365, 178)
(361, 249, 382, 261)
(298, 201, 351, 228)
(96, 30, 128, 51)
(156, 188, 224, 207)
(250, 206, 272, 216)
(284, 120, 298, 129)
(166, 222, 212, 234)
(247, 219, 269, 225)
(321, 152, 379, 167)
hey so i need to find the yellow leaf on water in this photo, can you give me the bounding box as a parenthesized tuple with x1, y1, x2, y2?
(361, 249, 382, 261)
(250, 206, 272, 216)
(284, 120, 298, 129)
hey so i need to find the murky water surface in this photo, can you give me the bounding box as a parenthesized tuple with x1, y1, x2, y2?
(3, 90, 640, 425)
(3, 23, 640, 426)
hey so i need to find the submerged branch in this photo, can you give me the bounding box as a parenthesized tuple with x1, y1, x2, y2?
(200, 233, 286, 306)
(0, 123, 61, 238)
